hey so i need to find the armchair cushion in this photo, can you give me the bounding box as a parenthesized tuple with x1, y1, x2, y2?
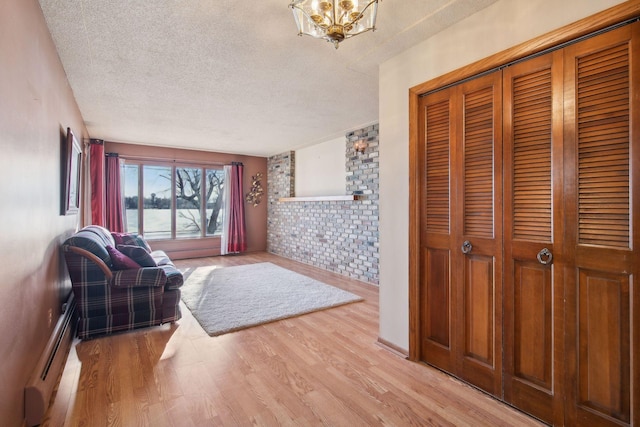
(112, 232, 152, 252)
(105, 245, 140, 270)
(117, 245, 157, 267)
(134, 235, 152, 252)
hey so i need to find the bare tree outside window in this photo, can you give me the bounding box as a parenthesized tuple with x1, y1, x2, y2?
(174, 168, 225, 236)
(205, 169, 225, 235)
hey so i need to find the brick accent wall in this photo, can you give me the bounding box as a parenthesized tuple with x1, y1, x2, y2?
(267, 124, 379, 285)
(268, 151, 295, 199)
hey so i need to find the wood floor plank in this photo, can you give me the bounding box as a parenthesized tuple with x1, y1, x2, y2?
(42, 252, 543, 427)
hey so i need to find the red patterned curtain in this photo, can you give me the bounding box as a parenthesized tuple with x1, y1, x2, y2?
(89, 140, 105, 226)
(227, 162, 246, 253)
(105, 153, 124, 232)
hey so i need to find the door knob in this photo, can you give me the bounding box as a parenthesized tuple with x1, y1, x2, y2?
(461, 240, 472, 254)
(537, 248, 553, 265)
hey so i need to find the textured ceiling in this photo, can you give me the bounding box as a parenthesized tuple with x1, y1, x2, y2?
(39, 0, 498, 157)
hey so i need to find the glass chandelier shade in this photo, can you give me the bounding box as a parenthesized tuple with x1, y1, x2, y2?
(289, 0, 379, 49)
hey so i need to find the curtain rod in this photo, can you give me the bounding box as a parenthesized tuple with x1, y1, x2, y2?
(117, 153, 227, 167)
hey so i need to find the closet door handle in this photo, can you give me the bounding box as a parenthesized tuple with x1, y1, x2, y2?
(537, 248, 553, 265)
(461, 240, 472, 254)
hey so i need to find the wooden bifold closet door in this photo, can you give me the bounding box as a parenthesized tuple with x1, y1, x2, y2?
(562, 23, 639, 427)
(418, 70, 503, 397)
(416, 20, 639, 427)
(502, 50, 564, 425)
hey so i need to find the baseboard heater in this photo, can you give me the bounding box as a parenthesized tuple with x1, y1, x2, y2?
(25, 292, 77, 426)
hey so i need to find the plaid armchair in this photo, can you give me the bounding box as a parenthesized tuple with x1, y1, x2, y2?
(62, 225, 183, 339)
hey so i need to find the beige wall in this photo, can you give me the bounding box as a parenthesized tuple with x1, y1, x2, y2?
(0, 0, 88, 424)
(295, 136, 346, 197)
(104, 141, 268, 258)
(378, 0, 627, 351)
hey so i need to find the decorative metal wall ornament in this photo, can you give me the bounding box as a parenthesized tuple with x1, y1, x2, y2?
(289, 0, 380, 49)
(245, 172, 264, 207)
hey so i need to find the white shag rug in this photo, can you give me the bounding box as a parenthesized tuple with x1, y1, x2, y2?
(180, 262, 364, 336)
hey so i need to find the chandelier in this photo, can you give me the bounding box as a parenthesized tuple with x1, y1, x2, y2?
(289, 0, 380, 49)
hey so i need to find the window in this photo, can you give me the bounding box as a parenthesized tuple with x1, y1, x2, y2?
(122, 161, 225, 240)
(144, 165, 172, 239)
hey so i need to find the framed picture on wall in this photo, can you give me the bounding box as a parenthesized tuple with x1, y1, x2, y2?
(63, 127, 81, 215)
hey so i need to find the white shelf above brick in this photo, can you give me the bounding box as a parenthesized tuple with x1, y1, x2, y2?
(278, 195, 363, 202)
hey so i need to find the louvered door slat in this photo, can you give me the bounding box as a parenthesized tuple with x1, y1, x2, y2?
(511, 68, 552, 242)
(576, 42, 630, 249)
(578, 127, 627, 139)
(463, 86, 495, 238)
(577, 46, 627, 73)
(425, 100, 451, 234)
(579, 139, 628, 148)
(514, 113, 551, 126)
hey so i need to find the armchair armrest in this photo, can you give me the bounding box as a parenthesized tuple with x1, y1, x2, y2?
(109, 267, 167, 288)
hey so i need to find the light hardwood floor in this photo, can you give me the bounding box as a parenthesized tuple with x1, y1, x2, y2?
(42, 252, 543, 426)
